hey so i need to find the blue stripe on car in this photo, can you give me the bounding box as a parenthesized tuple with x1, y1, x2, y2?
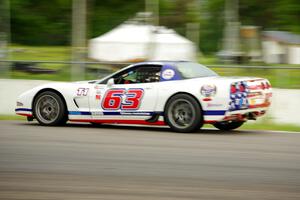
(69, 110, 226, 116)
(203, 110, 226, 115)
(69, 111, 163, 116)
(15, 108, 32, 112)
(68, 111, 91, 115)
(17, 109, 226, 116)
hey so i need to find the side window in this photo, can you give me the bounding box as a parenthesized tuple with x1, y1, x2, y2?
(136, 66, 161, 83)
(114, 65, 161, 84)
(114, 69, 138, 84)
(99, 68, 136, 84)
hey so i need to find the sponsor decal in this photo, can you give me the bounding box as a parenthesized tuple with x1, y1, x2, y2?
(118, 112, 151, 116)
(200, 84, 217, 97)
(95, 89, 102, 100)
(95, 95, 101, 100)
(92, 111, 103, 116)
(207, 103, 223, 107)
(161, 69, 175, 80)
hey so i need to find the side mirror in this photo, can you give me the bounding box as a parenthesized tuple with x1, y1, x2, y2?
(107, 78, 114, 87)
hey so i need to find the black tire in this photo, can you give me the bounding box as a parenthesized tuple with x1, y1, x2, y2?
(164, 94, 203, 133)
(213, 121, 244, 131)
(33, 91, 68, 126)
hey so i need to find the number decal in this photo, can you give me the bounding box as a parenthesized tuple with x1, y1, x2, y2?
(122, 89, 144, 109)
(102, 89, 125, 110)
(102, 88, 144, 110)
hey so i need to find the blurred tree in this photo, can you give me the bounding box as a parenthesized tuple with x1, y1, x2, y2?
(10, 0, 144, 45)
(11, 0, 72, 45)
(198, 0, 225, 53)
(240, 0, 300, 33)
(89, 0, 144, 38)
(9, 0, 300, 53)
(160, 0, 197, 35)
(197, 0, 300, 53)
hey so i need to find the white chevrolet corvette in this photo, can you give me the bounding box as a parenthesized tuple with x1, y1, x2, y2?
(16, 61, 272, 132)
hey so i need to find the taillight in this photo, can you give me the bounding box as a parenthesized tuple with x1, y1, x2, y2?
(261, 82, 265, 90)
(231, 85, 237, 93)
(239, 84, 245, 92)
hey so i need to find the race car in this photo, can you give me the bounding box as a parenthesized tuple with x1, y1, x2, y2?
(15, 61, 272, 132)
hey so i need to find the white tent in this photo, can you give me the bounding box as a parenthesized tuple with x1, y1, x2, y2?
(88, 24, 196, 62)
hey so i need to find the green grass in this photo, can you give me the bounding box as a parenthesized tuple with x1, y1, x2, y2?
(240, 122, 300, 132)
(9, 66, 71, 81)
(2, 45, 117, 81)
(10, 45, 71, 61)
(0, 45, 71, 81)
(199, 55, 219, 65)
(0, 115, 26, 120)
(204, 121, 300, 132)
(1, 45, 300, 88)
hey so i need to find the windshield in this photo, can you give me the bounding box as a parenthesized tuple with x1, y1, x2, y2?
(175, 62, 218, 79)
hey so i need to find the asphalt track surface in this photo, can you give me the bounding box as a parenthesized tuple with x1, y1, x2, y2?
(0, 121, 299, 200)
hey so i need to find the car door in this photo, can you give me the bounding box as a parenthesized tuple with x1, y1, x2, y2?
(89, 64, 162, 121)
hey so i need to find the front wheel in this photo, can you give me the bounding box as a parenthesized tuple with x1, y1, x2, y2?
(164, 94, 203, 133)
(33, 91, 68, 126)
(213, 121, 244, 131)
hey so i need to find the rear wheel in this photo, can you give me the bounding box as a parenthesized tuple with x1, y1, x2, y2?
(213, 121, 244, 131)
(33, 91, 67, 126)
(164, 94, 203, 133)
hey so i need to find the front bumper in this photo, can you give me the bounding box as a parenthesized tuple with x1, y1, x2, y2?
(15, 108, 33, 117)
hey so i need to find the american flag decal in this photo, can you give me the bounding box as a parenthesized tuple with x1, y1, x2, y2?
(229, 81, 249, 111)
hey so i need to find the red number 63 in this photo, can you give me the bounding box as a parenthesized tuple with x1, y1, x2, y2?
(102, 88, 144, 110)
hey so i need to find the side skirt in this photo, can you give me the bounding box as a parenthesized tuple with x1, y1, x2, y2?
(69, 119, 166, 126)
